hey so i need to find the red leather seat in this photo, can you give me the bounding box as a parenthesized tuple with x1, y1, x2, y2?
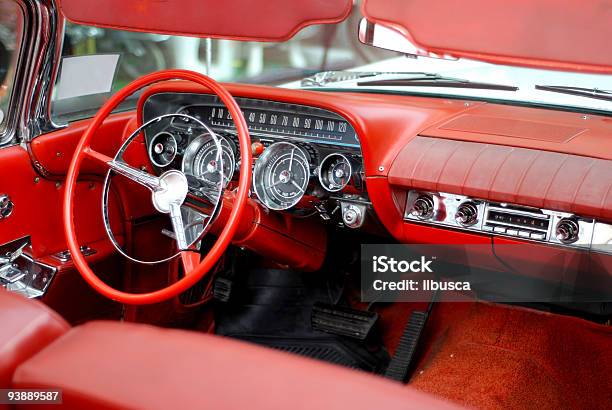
(12, 321, 461, 409)
(0, 290, 69, 389)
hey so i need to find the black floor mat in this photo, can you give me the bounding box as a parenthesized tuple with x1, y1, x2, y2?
(214, 269, 389, 373)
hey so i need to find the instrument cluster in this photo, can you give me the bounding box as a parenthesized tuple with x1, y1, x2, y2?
(142, 93, 366, 213)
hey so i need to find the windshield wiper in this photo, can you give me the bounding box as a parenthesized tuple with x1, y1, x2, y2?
(535, 85, 612, 102)
(357, 73, 518, 91)
(301, 71, 410, 87)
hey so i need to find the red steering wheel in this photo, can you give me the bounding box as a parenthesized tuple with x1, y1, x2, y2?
(63, 70, 252, 305)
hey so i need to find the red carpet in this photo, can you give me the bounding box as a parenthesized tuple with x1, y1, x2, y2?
(375, 301, 612, 409)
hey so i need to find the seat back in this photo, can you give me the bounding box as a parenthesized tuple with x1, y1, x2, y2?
(13, 321, 462, 409)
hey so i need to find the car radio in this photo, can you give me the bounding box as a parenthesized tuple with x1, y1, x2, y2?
(404, 190, 611, 252)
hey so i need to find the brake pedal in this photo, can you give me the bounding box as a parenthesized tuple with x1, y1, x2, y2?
(311, 303, 378, 340)
(213, 278, 233, 302)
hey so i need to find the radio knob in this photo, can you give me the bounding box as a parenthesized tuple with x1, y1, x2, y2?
(411, 195, 435, 220)
(555, 218, 580, 244)
(455, 201, 479, 226)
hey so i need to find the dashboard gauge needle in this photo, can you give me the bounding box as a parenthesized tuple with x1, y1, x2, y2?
(289, 149, 295, 171)
(267, 180, 283, 190)
(291, 180, 305, 193)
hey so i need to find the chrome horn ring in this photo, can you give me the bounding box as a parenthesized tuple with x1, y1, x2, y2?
(101, 113, 224, 265)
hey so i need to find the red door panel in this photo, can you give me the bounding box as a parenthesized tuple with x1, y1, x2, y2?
(0, 145, 124, 255)
(0, 116, 136, 324)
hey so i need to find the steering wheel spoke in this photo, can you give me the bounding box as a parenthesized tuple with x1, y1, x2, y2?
(84, 146, 161, 191)
(84, 146, 114, 166)
(109, 160, 161, 192)
(169, 202, 189, 250)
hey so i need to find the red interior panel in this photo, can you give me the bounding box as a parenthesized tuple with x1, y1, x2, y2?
(0, 145, 124, 257)
(29, 112, 135, 176)
(388, 136, 612, 219)
(58, 0, 352, 42)
(211, 193, 326, 271)
(422, 104, 612, 161)
(439, 115, 587, 143)
(362, 0, 612, 73)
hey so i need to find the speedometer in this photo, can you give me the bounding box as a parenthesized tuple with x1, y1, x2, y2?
(253, 142, 310, 210)
(182, 133, 235, 188)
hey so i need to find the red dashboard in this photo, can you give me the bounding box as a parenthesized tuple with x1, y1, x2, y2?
(136, 82, 612, 232)
(24, 82, 612, 281)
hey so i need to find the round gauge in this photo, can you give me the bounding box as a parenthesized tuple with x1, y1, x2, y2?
(253, 142, 310, 210)
(182, 133, 235, 188)
(148, 132, 178, 167)
(319, 153, 352, 192)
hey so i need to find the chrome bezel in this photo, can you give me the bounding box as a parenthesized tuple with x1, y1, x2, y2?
(253, 141, 310, 211)
(318, 153, 352, 192)
(148, 131, 178, 167)
(181, 133, 235, 189)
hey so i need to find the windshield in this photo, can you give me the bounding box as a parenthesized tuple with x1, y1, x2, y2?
(52, 5, 612, 124)
(294, 56, 612, 113)
(51, 8, 397, 124)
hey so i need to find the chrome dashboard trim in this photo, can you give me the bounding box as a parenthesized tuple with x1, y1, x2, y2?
(404, 189, 610, 254)
(142, 92, 363, 150)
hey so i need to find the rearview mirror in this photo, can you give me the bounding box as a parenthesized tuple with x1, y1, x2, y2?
(358, 18, 420, 55)
(358, 18, 456, 60)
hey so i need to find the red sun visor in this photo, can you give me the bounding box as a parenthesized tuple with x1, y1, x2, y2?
(362, 0, 612, 73)
(58, 0, 352, 42)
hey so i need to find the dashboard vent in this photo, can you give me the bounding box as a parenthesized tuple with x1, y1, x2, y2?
(483, 204, 551, 241)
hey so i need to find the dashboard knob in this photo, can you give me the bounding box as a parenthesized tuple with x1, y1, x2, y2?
(251, 141, 265, 156)
(555, 218, 580, 244)
(455, 201, 479, 226)
(411, 195, 435, 220)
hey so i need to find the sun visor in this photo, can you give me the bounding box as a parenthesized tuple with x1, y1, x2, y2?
(362, 0, 612, 73)
(58, 0, 352, 42)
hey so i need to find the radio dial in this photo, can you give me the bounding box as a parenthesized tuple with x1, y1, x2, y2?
(411, 195, 435, 220)
(555, 218, 579, 244)
(455, 202, 479, 226)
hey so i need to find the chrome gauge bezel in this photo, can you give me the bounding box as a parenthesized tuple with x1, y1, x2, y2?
(318, 153, 352, 192)
(253, 142, 310, 211)
(182, 133, 236, 189)
(148, 131, 178, 167)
